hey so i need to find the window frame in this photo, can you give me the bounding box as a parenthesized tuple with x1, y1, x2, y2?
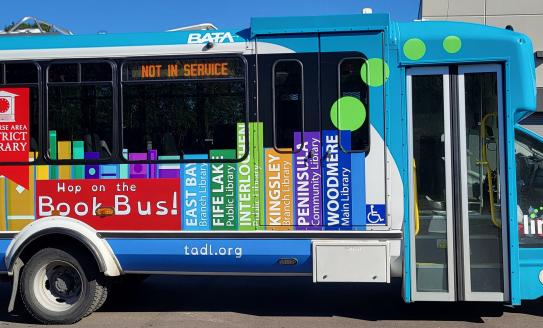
(119, 54, 250, 164)
(0, 61, 42, 165)
(336, 56, 370, 154)
(271, 58, 305, 154)
(44, 59, 117, 164)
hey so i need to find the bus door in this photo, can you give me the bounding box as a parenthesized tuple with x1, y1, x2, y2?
(407, 65, 508, 301)
(319, 31, 386, 230)
(255, 33, 320, 229)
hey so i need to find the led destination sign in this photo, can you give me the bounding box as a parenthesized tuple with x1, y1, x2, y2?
(124, 58, 244, 81)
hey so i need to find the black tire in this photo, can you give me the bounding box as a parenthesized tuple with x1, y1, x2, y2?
(85, 278, 110, 316)
(20, 247, 106, 324)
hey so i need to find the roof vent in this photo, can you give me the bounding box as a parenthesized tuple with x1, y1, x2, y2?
(362, 8, 373, 14)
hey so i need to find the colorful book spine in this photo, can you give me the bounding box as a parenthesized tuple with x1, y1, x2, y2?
(351, 152, 366, 228)
(72, 141, 85, 179)
(6, 165, 35, 230)
(148, 150, 157, 178)
(0, 177, 6, 231)
(182, 154, 209, 231)
(120, 149, 129, 178)
(252, 123, 265, 229)
(100, 165, 119, 179)
(237, 122, 265, 231)
(36, 160, 49, 181)
(129, 153, 147, 178)
(265, 148, 293, 230)
(57, 141, 72, 179)
(294, 131, 322, 230)
(322, 130, 352, 230)
(158, 155, 180, 178)
(210, 149, 237, 230)
(85, 152, 100, 179)
(49, 130, 58, 179)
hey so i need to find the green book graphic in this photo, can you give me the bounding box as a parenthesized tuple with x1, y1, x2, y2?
(49, 130, 58, 180)
(72, 141, 85, 179)
(210, 149, 237, 230)
(252, 122, 265, 230)
(236, 122, 264, 231)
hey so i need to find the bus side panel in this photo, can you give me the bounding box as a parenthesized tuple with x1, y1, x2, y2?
(106, 238, 312, 274)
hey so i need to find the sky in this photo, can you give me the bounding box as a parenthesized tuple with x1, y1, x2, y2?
(0, 0, 420, 35)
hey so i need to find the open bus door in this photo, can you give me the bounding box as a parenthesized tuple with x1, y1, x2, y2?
(407, 65, 509, 301)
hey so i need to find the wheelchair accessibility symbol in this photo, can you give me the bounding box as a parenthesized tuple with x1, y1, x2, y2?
(365, 204, 386, 225)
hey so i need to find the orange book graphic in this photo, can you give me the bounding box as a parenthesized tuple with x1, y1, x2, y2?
(265, 148, 293, 230)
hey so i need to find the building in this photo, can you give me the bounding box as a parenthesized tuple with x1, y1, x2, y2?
(420, 0, 543, 133)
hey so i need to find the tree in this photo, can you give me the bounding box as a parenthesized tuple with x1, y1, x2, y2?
(4, 21, 51, 32)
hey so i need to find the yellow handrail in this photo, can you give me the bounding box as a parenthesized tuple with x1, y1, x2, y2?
(413, 159, 420, 235)
(480, 112, 501, 229)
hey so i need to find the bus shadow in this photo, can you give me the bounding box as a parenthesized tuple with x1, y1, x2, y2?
(1, 276, 542, 324)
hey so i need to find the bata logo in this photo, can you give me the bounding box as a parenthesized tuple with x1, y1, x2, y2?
(187, 32, 235, 44)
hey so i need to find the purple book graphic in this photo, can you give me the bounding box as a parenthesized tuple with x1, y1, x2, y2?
(158, 155, 181, 178)
(294, 131, 322, 230)
(84, 152, 100, 179)
(129, 153, 148, 178)
(148, 150, 157, 178)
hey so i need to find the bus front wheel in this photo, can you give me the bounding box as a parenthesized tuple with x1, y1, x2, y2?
(19, 247, 107, 324)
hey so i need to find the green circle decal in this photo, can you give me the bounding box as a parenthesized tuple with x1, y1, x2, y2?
(330, 96, 366, 131)
(361, 58, 390, 87)
(403, 38, 426, 60)
(443, 35, 462, 54)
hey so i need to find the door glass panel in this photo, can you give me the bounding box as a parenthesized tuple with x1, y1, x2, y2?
(463, 72, 504, 293)
(412, 75, 449, 292)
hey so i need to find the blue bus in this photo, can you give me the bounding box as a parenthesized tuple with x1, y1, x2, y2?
(0, 13, 541, 324)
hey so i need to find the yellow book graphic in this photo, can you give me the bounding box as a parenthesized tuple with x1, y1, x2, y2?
(58, 141, 72, 179)
(0, 178, 6, 231)
(33, 152, 49, 181)
(265, 148, 293, 231)
(7, 166, 35, 231)
(36, 165, 49, 180)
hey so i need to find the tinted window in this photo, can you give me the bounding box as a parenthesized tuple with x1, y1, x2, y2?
(5, 63, 38, 84)
(273, 60, 303, 150)
(338, 58, 369, 151)
(82, 63, 112, 82)
(48, 63, 79, 82)
(48, 85, 113, 160)
(122, 80, 245, 159)
(515, 129, 543, 247)
(47, 62, 114, 161)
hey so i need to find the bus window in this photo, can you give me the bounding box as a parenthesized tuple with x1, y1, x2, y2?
(47, 62, 114, 160)
(48, 63, 78, 83)
(515, 129, 543, 247)
(338, 57, 369, 151)
(81, 62, 112, 82)
(273, 60, 303, 151)
(5, 63, 39, 84)
(2, 62, 40, 160)
(121, 57, 246, 160)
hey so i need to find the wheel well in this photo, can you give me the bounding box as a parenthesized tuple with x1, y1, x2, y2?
(17, 233, 104, 273)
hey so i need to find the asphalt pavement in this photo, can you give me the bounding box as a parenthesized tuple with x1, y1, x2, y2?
(0, 275, 542, 327)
